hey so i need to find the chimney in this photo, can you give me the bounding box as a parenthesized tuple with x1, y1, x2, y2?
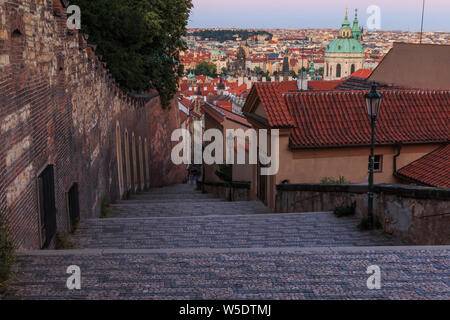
(297, 79, 308, 91)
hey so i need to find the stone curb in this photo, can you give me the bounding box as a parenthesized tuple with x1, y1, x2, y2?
(17, 245, 450, 257)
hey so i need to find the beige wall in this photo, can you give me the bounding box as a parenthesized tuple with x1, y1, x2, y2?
(204, 113, 253, 184)
(324, 52, 365, 80)
(278, 144, 441, 185)
(248, 132, 442, 210)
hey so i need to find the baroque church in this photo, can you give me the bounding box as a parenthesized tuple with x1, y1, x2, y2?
(324, 9, 365, 80)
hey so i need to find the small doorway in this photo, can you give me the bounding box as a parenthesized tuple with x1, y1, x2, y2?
(67, 183, 80, 233)
(257, 163, 267, 204)
(38, 165, 57, 249)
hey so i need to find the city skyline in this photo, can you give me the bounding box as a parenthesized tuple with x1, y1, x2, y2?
(188, 0, 450, 31)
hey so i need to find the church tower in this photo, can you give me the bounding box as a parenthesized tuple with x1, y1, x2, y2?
(324, 9, 365, 80)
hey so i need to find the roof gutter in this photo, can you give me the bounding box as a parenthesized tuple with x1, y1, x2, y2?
(393, 143, 403, 175)
(289, 140, 449, 151)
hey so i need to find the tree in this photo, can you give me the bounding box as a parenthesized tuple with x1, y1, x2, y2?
(195, 61, 217, 78)
(253, 66, 263, 75)
(71, 0, 193, 108)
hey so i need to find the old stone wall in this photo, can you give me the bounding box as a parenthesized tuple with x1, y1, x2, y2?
(275, 184, 450, 245)
(0, 0, 184, 249)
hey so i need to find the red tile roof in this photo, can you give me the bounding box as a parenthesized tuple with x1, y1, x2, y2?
(308, 80, 344, 91)
(397, 144, 450, 188)
(284, 90, 450, 149)
(246, 81, 298, 128)
(203, 102, 251, 128)
(350, 69, 373, 79)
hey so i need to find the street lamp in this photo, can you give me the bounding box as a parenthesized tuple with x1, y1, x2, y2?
(365, 83, 383, 229)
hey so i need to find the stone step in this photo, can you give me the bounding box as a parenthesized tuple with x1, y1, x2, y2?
(131, 193, 217, 200)
(71, 212, 402, 249)
(119, 198, 225, 204)
(9, 247, 449, 299)
(108, 201, 270, 218)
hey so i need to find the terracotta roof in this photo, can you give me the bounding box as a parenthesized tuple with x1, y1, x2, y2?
(308, 80, 344, 91)
(349, 69, 373, 79)
(397, 144, 450, 188)
(369, 43, 450, 90)
(204, 102, 251, 128)
(334, 77, 409, 91)
(284, 90, 450, 149)
(249, 81, 298, 128)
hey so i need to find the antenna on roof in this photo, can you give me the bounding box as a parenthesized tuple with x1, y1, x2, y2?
(419, 0, 425, 44)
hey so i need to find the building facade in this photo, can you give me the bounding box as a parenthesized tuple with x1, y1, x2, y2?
(324, 9, 365, 80)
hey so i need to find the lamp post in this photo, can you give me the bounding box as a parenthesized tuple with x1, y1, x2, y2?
(365, 83, 383, 229)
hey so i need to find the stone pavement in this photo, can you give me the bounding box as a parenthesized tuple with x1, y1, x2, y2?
(6, 184, 450, 300)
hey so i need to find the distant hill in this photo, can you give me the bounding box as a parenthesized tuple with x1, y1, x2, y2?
(189, 30, 273, 42)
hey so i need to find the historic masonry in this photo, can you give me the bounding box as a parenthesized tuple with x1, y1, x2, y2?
(0, 0, 185, 249)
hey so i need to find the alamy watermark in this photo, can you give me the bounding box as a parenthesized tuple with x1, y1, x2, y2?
(67, 5, 81, 30)
(171, 121, 280, 176)
(66, 265, 81, 290)
(366, 265, 382, 290)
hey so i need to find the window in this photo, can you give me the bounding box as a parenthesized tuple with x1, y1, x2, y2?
(351, 64, 355, 74)
(369, 155, 383, 172)
(336, 64, 341, 78)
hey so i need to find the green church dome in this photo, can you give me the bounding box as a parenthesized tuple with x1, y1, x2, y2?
(326, 8, 364, 54)
(326, 38, 364, 54)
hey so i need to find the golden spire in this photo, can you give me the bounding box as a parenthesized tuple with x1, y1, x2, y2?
(345, 8, 348, 19)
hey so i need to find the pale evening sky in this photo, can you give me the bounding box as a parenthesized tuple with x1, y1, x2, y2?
(188, 0, 450, 31)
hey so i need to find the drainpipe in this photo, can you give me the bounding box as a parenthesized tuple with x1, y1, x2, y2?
(393, 143, 403, 175)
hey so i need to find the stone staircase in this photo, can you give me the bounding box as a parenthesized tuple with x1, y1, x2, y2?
(6, 184, 450, 300)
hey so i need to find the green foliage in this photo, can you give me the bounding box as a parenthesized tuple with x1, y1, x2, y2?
(215, 164, 233, 182)
(0, 218, 15, 291)
(334, 202, 356, 217)
(55, 232, 76, 250)
(195, 60, 217, 78)
(100, 197, 111, 218)
(71, 0, 193, 108)
(190, 30, 272, 42)
(321, 176, 351, 184)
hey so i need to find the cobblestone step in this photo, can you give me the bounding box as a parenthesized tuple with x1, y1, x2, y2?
(7, 248, 450, 300)
(70, 213, 402, 249)
(131, 193, 217, 200)
(108, 201, 270, 218)
(8, 184, 449, 300)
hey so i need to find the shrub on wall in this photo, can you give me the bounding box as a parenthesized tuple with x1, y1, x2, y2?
(321, 176, 351, 184)
(0, 217, 15, 291)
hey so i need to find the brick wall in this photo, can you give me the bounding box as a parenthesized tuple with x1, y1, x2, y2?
(276, 184, 450, 245)
(0, 0, 184, 249)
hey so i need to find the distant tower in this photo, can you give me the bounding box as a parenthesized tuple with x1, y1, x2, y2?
(324, 8, 365, 80)
(235, 45, 247, 76)
(352, 9, 362, 40)
(280, 49, 290, 81)
(308, 61, 316, 79)
(217, 76, 225, 95)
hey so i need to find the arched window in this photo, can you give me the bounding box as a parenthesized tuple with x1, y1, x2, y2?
(336, 64, 341, 78)
(124, 130, 131, 191)
(144, 138, 150, 189)
(351, 64, 356, 74)
(138, 137, 144, 191)
(115, 122, 124, 197)
(11, 29, 24, 74)
(326, 63, 328, 77)
(132, 132, 137, 192)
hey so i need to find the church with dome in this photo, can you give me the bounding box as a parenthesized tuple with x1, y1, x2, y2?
(324, 9, 365, 80)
